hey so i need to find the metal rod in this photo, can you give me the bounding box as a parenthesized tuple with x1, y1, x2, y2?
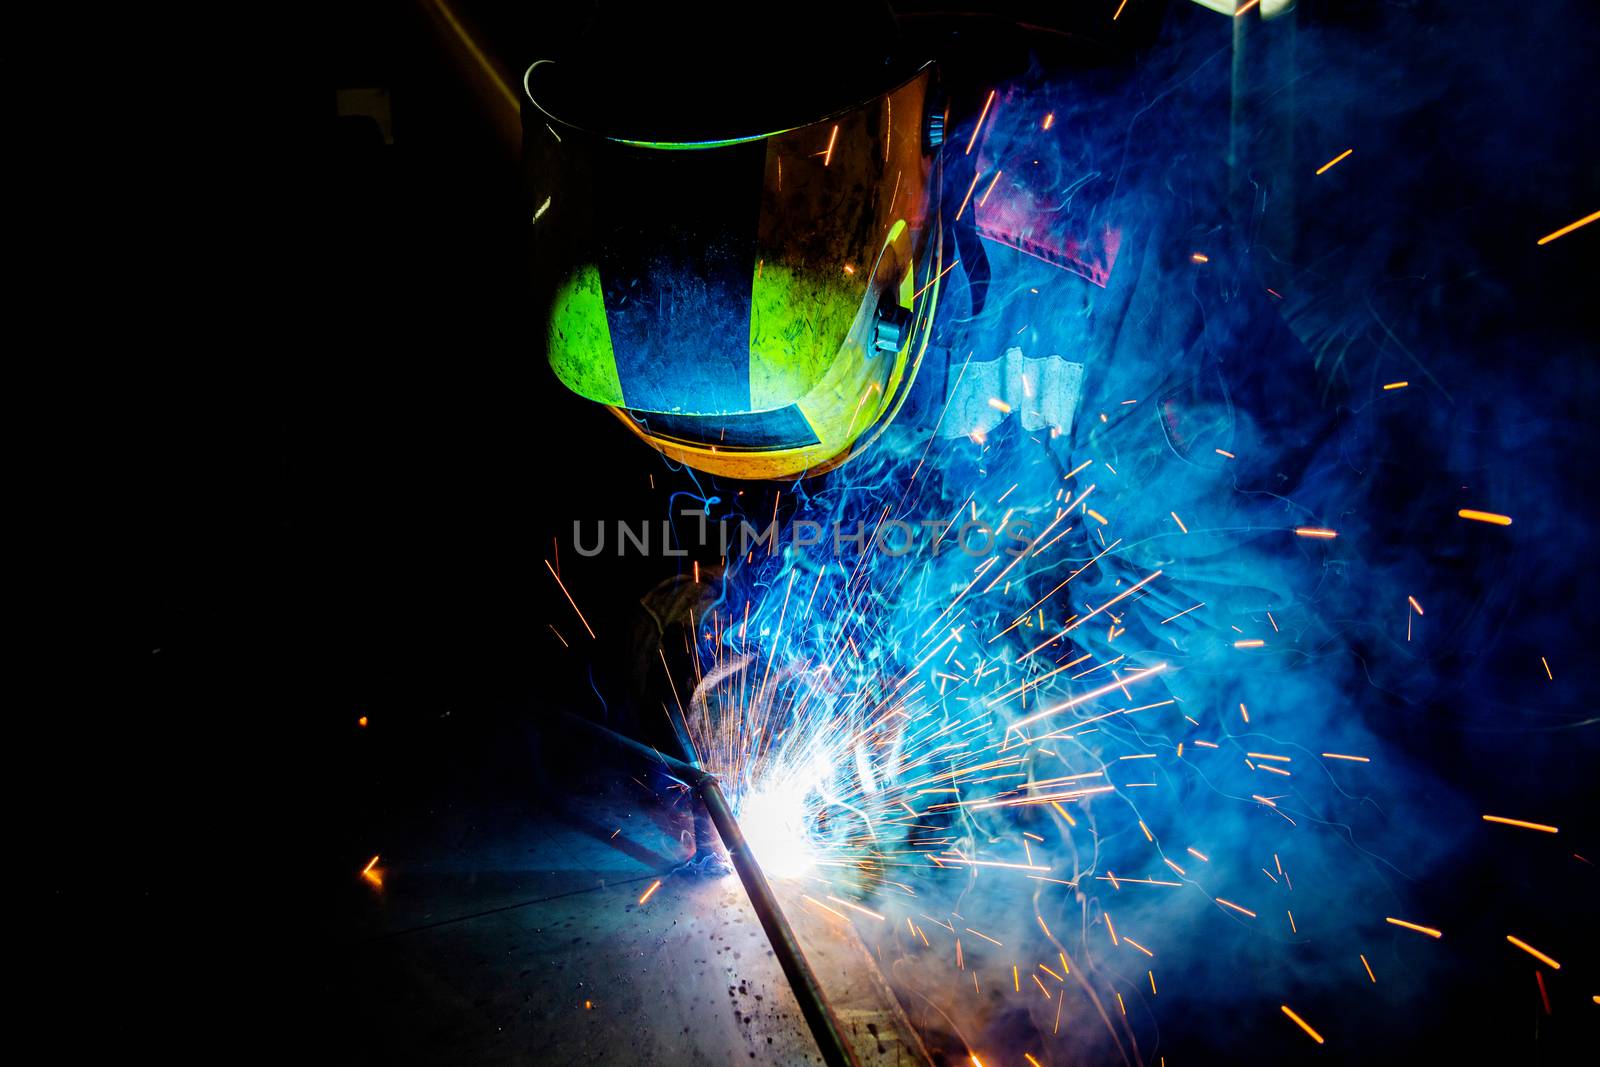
(563, 711, 861, 1067)
(695, 775, 862, 1067)
(559, 710, 708, 785)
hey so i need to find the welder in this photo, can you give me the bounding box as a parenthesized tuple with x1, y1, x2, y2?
(528, 0, 1335, 865)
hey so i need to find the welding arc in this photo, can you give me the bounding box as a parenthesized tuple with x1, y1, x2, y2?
(562, 712, 863, 1067)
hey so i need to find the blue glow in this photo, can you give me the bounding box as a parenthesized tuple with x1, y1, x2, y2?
(664, 5, 1598, 1062)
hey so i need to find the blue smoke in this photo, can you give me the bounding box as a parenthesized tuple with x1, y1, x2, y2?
(666, 2, 1597, 1062)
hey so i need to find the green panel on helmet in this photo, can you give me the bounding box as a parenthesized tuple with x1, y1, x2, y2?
(547, 263, 625, 406)
(749, 261, 864, 411)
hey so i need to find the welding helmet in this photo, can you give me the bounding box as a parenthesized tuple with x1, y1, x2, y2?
(523, 4, 948, 479)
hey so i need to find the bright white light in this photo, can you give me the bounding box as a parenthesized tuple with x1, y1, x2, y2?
(738, 783, 816, 879)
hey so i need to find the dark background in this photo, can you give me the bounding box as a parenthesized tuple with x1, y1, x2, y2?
(50, 1, 1597, 1062)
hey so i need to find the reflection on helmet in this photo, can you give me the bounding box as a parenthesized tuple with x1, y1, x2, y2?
(527, 62, 946, 479)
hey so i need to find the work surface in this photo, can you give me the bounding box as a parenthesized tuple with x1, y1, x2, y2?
(316, 718, 925, 1066)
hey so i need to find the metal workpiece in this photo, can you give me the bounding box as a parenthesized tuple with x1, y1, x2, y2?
(563, 710, 863, 1067)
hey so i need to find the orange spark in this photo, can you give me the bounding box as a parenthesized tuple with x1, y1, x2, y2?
(827, 896, 886, 920)
(1295, 527, 1338, 539)
(979, 169, 1004, 208)
(955, 171, 984, 221)
(1458, 509, 1512, 526)
(1482, 814, 1558, 834)
(1160, 602, 1204, 624)
(803, 896, 852, 922)
(1535, 208, 1600, 245)
(966, 90, 996, 155)
(545, 559, 597, 638)
(1361, 954, 1376, 983)
(1006, 661, 1167, 731)
(638, 879, 662, 905)
(1383, 381, 1409, 390)
(1321, 752, 1371, 762)
(911, 256, 961, 300)
(1280, 1004, 1325, 1044)
(1506, 935, 1560, 970)
(358, 715, 368, 727)
(934, 855, 1051, 870)
(1386, 917, 1442, 938)
(1316, 148, 1354, 175)
(823, 124, 839, 166)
